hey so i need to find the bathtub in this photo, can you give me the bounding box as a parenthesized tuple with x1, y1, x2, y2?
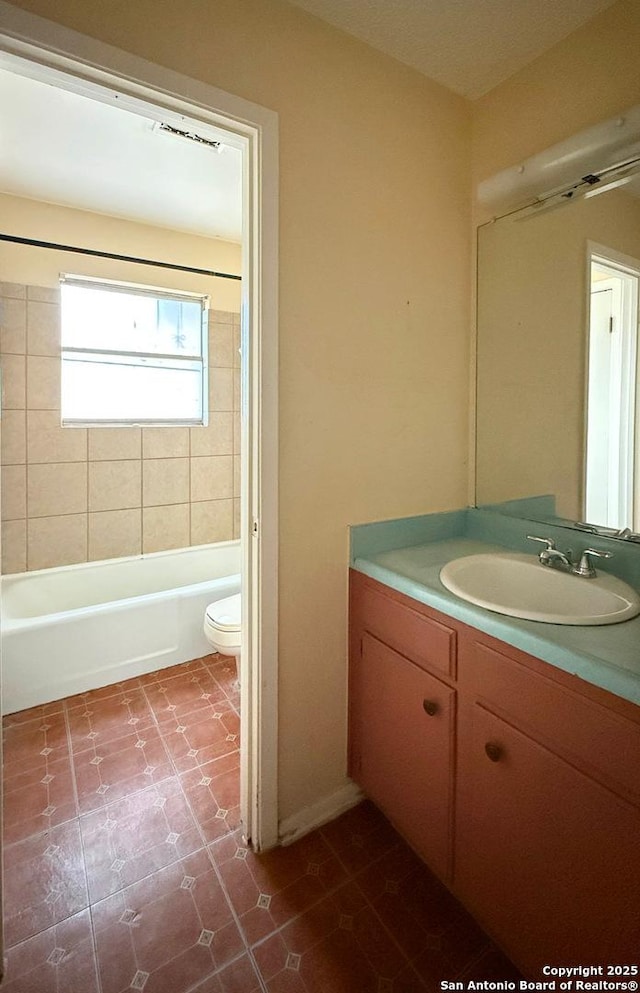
(1, 540, 240, 714)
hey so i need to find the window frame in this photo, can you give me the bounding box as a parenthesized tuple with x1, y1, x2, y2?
(60, 273, 210, 428)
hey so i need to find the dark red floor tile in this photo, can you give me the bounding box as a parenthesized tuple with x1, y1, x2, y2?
(73, 725, 172, 814)
(190, 954, 265, 993)
(202, 655, 240, 704)
(3, 700, 64, 727)
(140, 657, 208, 686)
(210, 826, 348, 944)
(81, 777, 203, 903)
(2, 909, 99, 993)
(459, 944, 522, 982)
(181, 751, 241, 842)
(144, 668, 229, 726)
(161, 705, 239, 774)
(3, 712, 70, 778)
(92, 849, 244, 993)
(256, 885, 406, 993)
(67, 687, 155, 753)
(320, 800, 401, 875)
(4, 819, 89, 948)
(3, 754, 77, 845)
(63, 676, 145, 709)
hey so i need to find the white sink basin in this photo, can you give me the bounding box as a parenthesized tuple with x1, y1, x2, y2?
(439, 552, 640, 625)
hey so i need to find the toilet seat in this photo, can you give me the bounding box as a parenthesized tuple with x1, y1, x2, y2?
(204, 593, 241, 656)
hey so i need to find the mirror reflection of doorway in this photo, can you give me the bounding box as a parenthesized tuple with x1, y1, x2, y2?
(585, 251, 640, 529)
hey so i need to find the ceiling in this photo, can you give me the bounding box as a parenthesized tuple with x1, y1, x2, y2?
(0, 68, 243, 243)
(0, 2, 619, 238)
(286, 0, 618, 99)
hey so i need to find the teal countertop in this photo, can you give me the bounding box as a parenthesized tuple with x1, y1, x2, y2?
(351, 510, 640, 707)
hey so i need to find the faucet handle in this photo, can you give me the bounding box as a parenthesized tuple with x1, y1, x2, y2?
(526, 535, 556, 551)
(572, 547, 613, 578)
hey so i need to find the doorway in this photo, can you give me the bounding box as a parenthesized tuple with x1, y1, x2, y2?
(0, 3, 279, 852)
(585, 249, 640, 531)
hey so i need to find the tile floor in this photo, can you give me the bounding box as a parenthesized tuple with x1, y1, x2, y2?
(2, 653, 519, 992)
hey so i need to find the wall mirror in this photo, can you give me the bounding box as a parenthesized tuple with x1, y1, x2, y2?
(476, 167, 640, 538)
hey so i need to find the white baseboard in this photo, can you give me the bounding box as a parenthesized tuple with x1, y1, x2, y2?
(278, 780, 363, 846)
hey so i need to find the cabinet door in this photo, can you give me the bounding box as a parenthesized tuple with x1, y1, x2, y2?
(456, 704, 640, 974)
(352, 631, 455, 880)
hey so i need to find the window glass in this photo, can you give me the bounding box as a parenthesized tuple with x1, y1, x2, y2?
(60, 277, 208, 425)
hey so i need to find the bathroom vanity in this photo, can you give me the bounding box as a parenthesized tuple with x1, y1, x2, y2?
(348, 511, 640, 977)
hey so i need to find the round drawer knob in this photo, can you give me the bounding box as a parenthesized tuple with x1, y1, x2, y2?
(422, 699, 438, 717)
(484, 741, 503, 763)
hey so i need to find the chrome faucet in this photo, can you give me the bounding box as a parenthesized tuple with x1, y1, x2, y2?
(527, 535, 572, 569)
(571, 547, 613, 578)
(527, 535, 613, 578)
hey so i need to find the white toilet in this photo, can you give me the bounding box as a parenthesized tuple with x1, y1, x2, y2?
(203, 593, 241, 677)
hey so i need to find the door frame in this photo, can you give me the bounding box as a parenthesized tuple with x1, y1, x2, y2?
(0, 0, 279, 850)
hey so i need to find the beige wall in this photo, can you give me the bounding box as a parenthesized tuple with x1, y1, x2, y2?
(0, 195, 241, 572)
(1, 1, 472, 824)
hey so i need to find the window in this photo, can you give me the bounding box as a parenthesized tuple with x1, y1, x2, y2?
(60, 275, 209, 425)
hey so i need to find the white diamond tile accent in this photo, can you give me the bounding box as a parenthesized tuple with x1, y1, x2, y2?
(39, 724, 51, 732)
(44, 889, 62, 905)
(41, 804, 57, 817)
(119, 908, 139, 925)
(96, 784, 110, 795)
(86, 731, 99, 740)
(121, 698, 132, 706)
(176, 726, 187, 734)
(110, 858, 126, 873)
(143, 766, 156, 776)
(339, 914, 354, 931)
(89, 756, 103, 766)
(213, 712, 223, 720)
(234, 847, 248, 860)
(180, 876, 196, 890)
(165, 832, 180, 845)
(103, 818, 118, 831)
(307, 862, 320, 876)
(152, 796, 167, 809)
(44, 844, 60, 857)
(131, 971, 150, 990)
(286, 953, 301, 972)
(200, 693, 210, 700)
(39, 747, 53, 756)
(47, 947, 66, 966)
(127, 717, 140, 725)
(225, 734, 237, 743)
(82, 710, 93, 717)
(257, 893, 272, 910)
(215, 808, 228, 820)
(199, 776, 212, 787)
(197, 929, 214, 947)
(40, 774, 54, 785)
(165, 704, 177, 712)
(187, 749, 198, 758)
(134, 740, 146, 749)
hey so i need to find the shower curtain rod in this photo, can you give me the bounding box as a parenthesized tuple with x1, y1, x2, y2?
(0, 233, 242, 281)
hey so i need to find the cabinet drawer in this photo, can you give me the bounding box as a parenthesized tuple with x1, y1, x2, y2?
(469, 639, 640, 804)
(360, 585, 456, 678)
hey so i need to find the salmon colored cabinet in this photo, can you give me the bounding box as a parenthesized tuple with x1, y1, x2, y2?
(348, 569, 640, 974)
(349, 572, 457, 881)
(350, 631, 455, 880)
